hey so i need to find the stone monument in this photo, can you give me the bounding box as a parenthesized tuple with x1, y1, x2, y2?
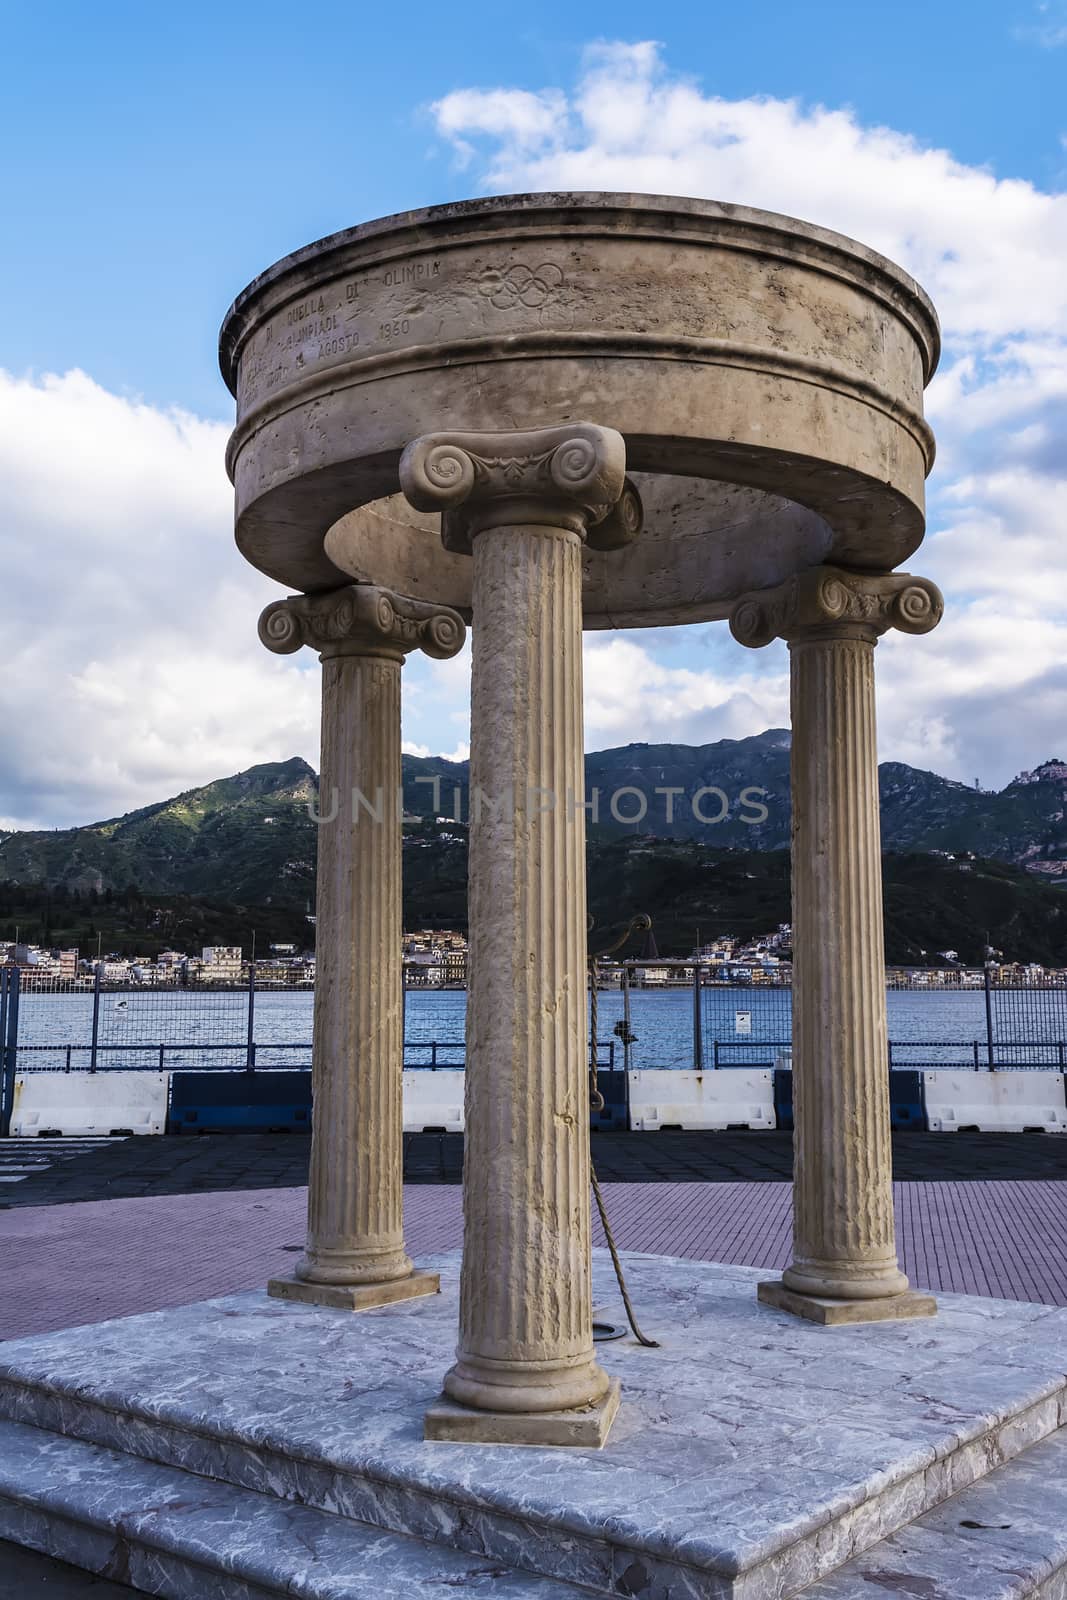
(216, 191, 945, 1443)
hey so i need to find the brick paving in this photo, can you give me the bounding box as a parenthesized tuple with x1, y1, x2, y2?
(1, 1129, 1066, 1209)
(3, 1178, 1067, 1343)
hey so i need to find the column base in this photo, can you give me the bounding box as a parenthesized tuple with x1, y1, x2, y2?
(267, 1270, 440, 1312)
(758, 1280, 937, 1326)
(424, 1378, 621, 1448)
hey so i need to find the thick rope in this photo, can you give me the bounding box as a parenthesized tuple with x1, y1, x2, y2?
(591, 1164, 660, 1347)
(588, 935, 659, 1348)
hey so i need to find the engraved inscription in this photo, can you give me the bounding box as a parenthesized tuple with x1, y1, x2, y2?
(287, 295, 328, 324)
(319, 331, 361, 357)
(478, 262, 564, 310)
(241, 256, 450, 406)
(382, 260, 440, 287)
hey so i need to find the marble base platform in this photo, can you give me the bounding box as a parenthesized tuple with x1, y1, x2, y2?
(2, 1252, 1067, 1598)
(267, 1268, 440, 1312)
(758, 1279, 939, 1325)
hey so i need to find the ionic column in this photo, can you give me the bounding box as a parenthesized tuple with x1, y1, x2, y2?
(259, 583, 466, 1311)
(401, 425, 641, 1446)
(730, 567, 943, 1325)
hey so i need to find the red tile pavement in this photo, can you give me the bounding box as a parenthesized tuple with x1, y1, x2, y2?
(2, 1181, 1066, 1342)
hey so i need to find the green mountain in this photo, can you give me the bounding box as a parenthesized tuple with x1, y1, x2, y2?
(1, 738, 1066, 961)
(585, 841, 1065, 966)
(405, 735, 1067, 868)
(0, 758, 318, 906)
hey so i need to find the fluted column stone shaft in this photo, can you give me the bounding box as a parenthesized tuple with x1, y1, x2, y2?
(731, 567, 944, 1318)
(306, 648, 407, 1284)
(458, 519, 600, 1409)
(402, 424, 641, 1435)
(258, 584, 465, 1309)
(788, 626, 904, 1297)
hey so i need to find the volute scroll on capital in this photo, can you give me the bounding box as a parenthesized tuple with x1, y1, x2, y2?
(398, 422, 643, 554)
(258, 584, 467, 662)
(728, 566, 944, 650)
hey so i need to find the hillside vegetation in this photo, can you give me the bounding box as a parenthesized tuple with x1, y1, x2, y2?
(1, 737, 1065, 961)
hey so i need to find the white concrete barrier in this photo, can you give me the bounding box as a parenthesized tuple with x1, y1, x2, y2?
(10, 1072, 169, 1137)
(402, 1070, 465, 1133)
(923, 1071, 1067, 1133)
(627, 1069, 775, 1131)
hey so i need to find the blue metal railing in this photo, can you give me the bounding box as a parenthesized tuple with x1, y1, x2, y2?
(8, 1037, 618, 1074)
(712, 1038, 1067, 1071)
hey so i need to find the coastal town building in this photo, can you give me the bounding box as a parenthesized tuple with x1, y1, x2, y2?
(0, 930, 1063, 993)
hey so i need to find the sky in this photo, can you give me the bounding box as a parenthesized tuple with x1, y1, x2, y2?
(1, 0, 1065, 828)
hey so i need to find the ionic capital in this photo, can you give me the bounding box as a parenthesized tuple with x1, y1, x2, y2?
(258, 584, 466, 662)
(729, 566, 944, 649)
(398, 423, 642, 553)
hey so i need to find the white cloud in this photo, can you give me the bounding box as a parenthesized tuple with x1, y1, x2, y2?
(432, 87, 568, 168)
(433, 41, 1067, 343)
(583, 637, 788, 747)
(1015, 1, 1067, 46)
(0, 368, 320, 828)
(0, 368, 480, 828)
(431, 42, 1067, 789)
(402, 738, 471, 764)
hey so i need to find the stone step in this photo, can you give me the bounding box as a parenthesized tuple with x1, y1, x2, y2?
(801, 1423, 1067, 1598)
(5, 1262, 1067, 1598)
(0, 1418, 599, 1600)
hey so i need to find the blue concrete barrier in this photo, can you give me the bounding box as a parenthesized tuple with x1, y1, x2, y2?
(889, 1070, 926, 1130)
(168, 1070, 312, 1134)
(773, 1068, 927, 1133)
(773, 1068, 794, 1131)
(590, 1068, 629, 1132)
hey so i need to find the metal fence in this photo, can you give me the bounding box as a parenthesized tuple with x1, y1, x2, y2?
(693, 969, 1067, 1073)
(2, 964, 1065, 1135)
(0, 969, 618, 1135)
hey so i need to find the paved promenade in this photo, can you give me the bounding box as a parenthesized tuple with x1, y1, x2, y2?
(2, 1129, 1066, 1207)
(3, 1178, 1067, 1342)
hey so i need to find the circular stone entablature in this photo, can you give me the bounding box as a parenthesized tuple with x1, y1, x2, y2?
(220, 193, 938, 626)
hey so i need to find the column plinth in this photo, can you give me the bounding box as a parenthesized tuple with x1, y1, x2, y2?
(401, 425, 639, 1445)
(258, 584, 465, 1311)
(731, 567, 943, 1325)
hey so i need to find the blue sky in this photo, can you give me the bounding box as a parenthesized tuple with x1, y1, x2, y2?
(1, 1, 1065, 825)
(3, 0, 1064, 418)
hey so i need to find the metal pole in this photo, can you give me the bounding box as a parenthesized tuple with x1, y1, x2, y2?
(1, 970, 20, 1137)
(89, 967, 101, 1074)
(245, 962, 256, 1072)
(692, 958, 703, 1071)
(622, 964, 632, 1074)
(0, 970, 9, 1138)
(984, 965, 995, 1071)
